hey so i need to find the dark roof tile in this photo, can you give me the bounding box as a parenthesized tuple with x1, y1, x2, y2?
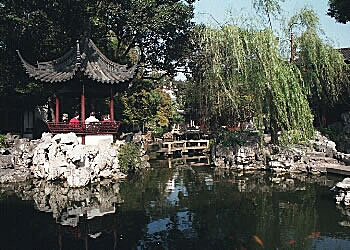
(17, 39, 138, 84)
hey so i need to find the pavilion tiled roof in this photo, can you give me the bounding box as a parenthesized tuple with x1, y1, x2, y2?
(17, 39, 137, 84)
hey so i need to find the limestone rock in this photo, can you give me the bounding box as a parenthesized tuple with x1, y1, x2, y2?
(0, 155, 14, 169)
(336, 178, 350, 190)
(0, 168, 30, 183)
(67, 167, 91, 188)
(66, 144, 85, 163)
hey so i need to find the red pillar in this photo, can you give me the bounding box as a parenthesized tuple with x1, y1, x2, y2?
(55, 95, 60, 123)
(109, 88, 114, 121)
(81, 84, 86, 144)
(81, 84, 86, 121)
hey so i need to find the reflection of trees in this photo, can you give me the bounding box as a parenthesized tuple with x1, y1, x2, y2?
(118, 168, 175, 212)
(116, 168, 176, 248)
(254, 187, 317, 249)
(0, 167, 348, 249)
(175, 170, 344, 249)
(176, 170, 260, 249)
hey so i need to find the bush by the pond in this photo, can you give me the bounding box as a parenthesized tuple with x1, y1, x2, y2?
(214, 128, 259, 147)
(0, 135, 8, 148)
(118, 142, 142, 174)
(152, 126, 165, 138)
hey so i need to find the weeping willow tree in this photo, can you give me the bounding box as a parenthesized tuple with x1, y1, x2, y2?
(195, 25, 314, 144)
(252, 0, 284, 29)
(298, 33, 349, 126)
(289, 9, 350, 126)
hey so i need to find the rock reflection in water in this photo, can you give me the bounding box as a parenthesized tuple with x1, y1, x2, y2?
(1, 179, 123, 227)
(1, 166, 350, 250)
(0, 179, 125, 250)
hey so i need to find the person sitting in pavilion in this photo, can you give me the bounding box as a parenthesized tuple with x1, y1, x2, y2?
(62, 113, 69, 123)
(85, 112, 99, 124)
(102, 114, 112, 123)
(69, 112, 80, 128)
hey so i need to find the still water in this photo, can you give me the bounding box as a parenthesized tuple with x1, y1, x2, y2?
(0, 162, 350, 250)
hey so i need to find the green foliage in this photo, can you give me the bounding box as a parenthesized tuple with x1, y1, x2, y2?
(0, 0, 195, 101)
(288, 8, 350, 124)
(121, 84, 175, 130)
(288, 8, 319, 34)
(318, 124, 344, 151)
(0, 135, 8, 148)
(173, 79, 203, 125)
(282, 8, 350, 128)
(194, 25, 314, 144)
(152, 126, 166, 138)
(318, 127, 341, 143)
(298, 31, 349, 108)
(328, 0, 350, 24)
(252, 0, 284, 29)
(172, 112, 185, 125)
(214, 128, 260, 147)
(215, 129, 245, 147)
(279, 129, 313, 145)
(118, 142, 142, 174)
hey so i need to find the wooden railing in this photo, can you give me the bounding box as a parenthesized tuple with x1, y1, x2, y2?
(47, 121, 121, 135)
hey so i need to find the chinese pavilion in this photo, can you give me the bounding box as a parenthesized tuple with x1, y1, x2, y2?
(17, 38, 137, 144)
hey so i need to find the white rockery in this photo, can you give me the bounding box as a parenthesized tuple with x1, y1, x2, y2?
(31, 132, 126, 187)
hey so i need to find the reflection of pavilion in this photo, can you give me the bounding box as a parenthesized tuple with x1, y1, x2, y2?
(31, 181, 123, 250)
(57, 212, 119, 250)
(17, 38, 137, 144)
(58, 204, 117, 228)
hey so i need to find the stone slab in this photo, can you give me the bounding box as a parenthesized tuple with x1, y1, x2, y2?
(327, 164, 350, 176)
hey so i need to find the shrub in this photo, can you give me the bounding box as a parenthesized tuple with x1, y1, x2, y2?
(214, 128, 246, 147)
(152, 126, 165, 138)
(118, 142, 142, 174)
(0, 135, 8, 148)
(213, 128, 261, 147)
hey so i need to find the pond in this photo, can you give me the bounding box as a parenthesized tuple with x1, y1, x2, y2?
(1, 162, 350, 250)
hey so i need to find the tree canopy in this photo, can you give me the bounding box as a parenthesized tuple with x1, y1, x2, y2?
(252, 0, 284, 29)
(184, 7, 349, 144)
(121, 81, 175, 131)
(328, 0, 350, 24)
(0, 0, 195, 104)
(193, 25, 314, 144)
(288, 8, 349, 125)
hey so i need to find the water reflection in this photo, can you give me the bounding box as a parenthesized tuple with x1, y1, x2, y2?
(153, 154, 210, 168)
(1, 166, 350, 249)
(1, 179, 122, 227)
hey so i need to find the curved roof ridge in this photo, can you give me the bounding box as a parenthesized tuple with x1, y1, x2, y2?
(17, 38, 138, 84)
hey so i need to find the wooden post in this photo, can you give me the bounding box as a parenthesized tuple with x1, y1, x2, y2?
(81, 84, 86, 144)
(109, 88, 114, 121)
(55, 95, 60, 123)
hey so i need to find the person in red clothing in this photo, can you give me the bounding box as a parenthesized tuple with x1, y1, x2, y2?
(102, 114, 112, 123)
(69, 112, 80, 128)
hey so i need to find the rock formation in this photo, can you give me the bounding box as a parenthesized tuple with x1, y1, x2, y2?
(0, 132, 148, 187)
(212, 131, 346, 175)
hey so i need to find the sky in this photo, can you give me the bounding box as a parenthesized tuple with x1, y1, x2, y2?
(193, 0, 350, 48)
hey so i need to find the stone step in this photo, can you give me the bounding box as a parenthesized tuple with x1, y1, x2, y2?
(306, 151, 328, 158)
(306, 156, 339, 164)
(326, 164, 350, 176)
